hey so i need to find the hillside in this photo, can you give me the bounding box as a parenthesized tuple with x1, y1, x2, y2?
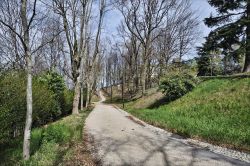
(105, 78, 250, 152)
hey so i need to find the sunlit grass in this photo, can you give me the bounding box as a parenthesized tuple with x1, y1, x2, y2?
(127, 78, 250, 152)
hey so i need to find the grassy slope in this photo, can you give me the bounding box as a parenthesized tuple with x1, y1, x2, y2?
(126, 78, 250, 152)
(0, 109, 93, 166)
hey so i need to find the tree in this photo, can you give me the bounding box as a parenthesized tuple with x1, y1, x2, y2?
(0, 0, 36, 160)
(0, 0, 63, 159)
(0, 0, 25, 69)
(115, 0, 175, 95)
(54, 0, 92, 114)
(205, 0, 250, 72)
(84, 0, 107, 108)
(196, 39, 222, 76)
(117, 23, 141, 93)
(155, 0, 199, 78)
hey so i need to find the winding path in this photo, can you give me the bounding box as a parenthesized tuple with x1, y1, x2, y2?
(85, 91, 249, 166)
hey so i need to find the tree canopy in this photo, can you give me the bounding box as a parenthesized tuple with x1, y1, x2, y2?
(200, 0, 250, 73)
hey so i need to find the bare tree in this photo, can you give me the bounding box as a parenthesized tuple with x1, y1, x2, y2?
(112, 0, 200, 92)
(54, 0, 92, 113)
(84, 0, 106, 108)
(115, 0, 175, 95)
(0, 0, 37, 160)
(155, 0, 200, 77)
(117, 23, 141, 93)
(0, 0, 25, 69)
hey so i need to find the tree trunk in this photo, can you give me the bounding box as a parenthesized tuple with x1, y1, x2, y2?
(244, 52, 250, 72)
(141, 62, 146, 96)
(244, 1, 250, 72)
(72, 78, 80, 114)
(80, 85, 84, 110)
(89, 88, 93, 105)
(23, 57, 32, 160)
(122, 73, 125, 108)
(110, 83, 113, 102)
(135, 56, 139, 91)
(85, 83, 90, 108)
(141, 46, 148, 96)
(20, 0, 33, 160)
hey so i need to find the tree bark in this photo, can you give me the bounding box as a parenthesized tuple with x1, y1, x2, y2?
(80, 85, 84, 110)
(72, 77, 80, 114)
(110, 83, 113, 102)
(244, 1, 250, 72)
(85, 83, 90, 108)
(23, 56, 32, 160)
(20, 0, 33, 160)
(141, 46, 149, 96)
(141, 62, 146, 95)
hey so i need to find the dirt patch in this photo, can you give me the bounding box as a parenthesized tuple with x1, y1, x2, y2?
(62, 143, 95, 166)
(61, 132, 96, 166)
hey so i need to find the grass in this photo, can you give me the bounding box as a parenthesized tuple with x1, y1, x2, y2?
(0, 109, 93, 166)
(124, 78, 250, 152)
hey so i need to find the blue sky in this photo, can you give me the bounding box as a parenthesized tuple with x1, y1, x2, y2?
(103, 0, 216, 50)
(192, 0, 216, 40)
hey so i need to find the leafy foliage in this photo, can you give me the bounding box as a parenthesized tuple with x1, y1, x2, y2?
(38, 71, 73, 115)
(0, 71, 73, 144)
(42, 124, 71, 144)
(196, 42, 223, 76)
(202, 0, 249, 72)
(0, 111, 91, 165)
(196, 33, 244, 76)
(160, 73, 199, 101)
(38, 71, 65, 100)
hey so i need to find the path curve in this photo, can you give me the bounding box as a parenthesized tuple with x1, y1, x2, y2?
(85, 91, 249, 166)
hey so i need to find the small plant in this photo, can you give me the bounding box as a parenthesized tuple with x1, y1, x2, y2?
(160, 73, 199, 101)
(42, 124, 72, 144)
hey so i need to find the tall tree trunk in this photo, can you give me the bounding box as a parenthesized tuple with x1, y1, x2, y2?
(141, 62, 146, 95)
(136, 59, 139, 91)
(23, 56, 32, 160)
(21, 0, 33, 160)
(110, 83, 113, 102)
(80, 85, 84, 110)
(85, 83, 90, 108)
(72, 78, 80, 114)
(244, 1, 250, 72)
(141, 46, 148, 96)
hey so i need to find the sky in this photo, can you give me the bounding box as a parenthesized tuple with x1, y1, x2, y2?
(191, 0, 216, 41)
(103, 0, 217, 55)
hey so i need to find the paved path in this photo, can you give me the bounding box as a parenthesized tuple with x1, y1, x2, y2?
(85, 91, 249, 166)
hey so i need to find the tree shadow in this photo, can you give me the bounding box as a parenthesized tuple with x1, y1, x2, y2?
(86, 127, 248, 166)
(147, 96, 170, 109)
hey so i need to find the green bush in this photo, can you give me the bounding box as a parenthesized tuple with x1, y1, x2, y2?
(38, 71, 65, 98)
(160, 73, 199, 101)
(32, 81, 61, 127)
(38, 71, 75, 115)
(61, 89, 74, 115)
(42, 124, 71, 144)
(0, 71, 71, 144)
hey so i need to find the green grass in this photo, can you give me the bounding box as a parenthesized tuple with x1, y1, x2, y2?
(0, 109, 92, 166)
(126, 78, 250, 152)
